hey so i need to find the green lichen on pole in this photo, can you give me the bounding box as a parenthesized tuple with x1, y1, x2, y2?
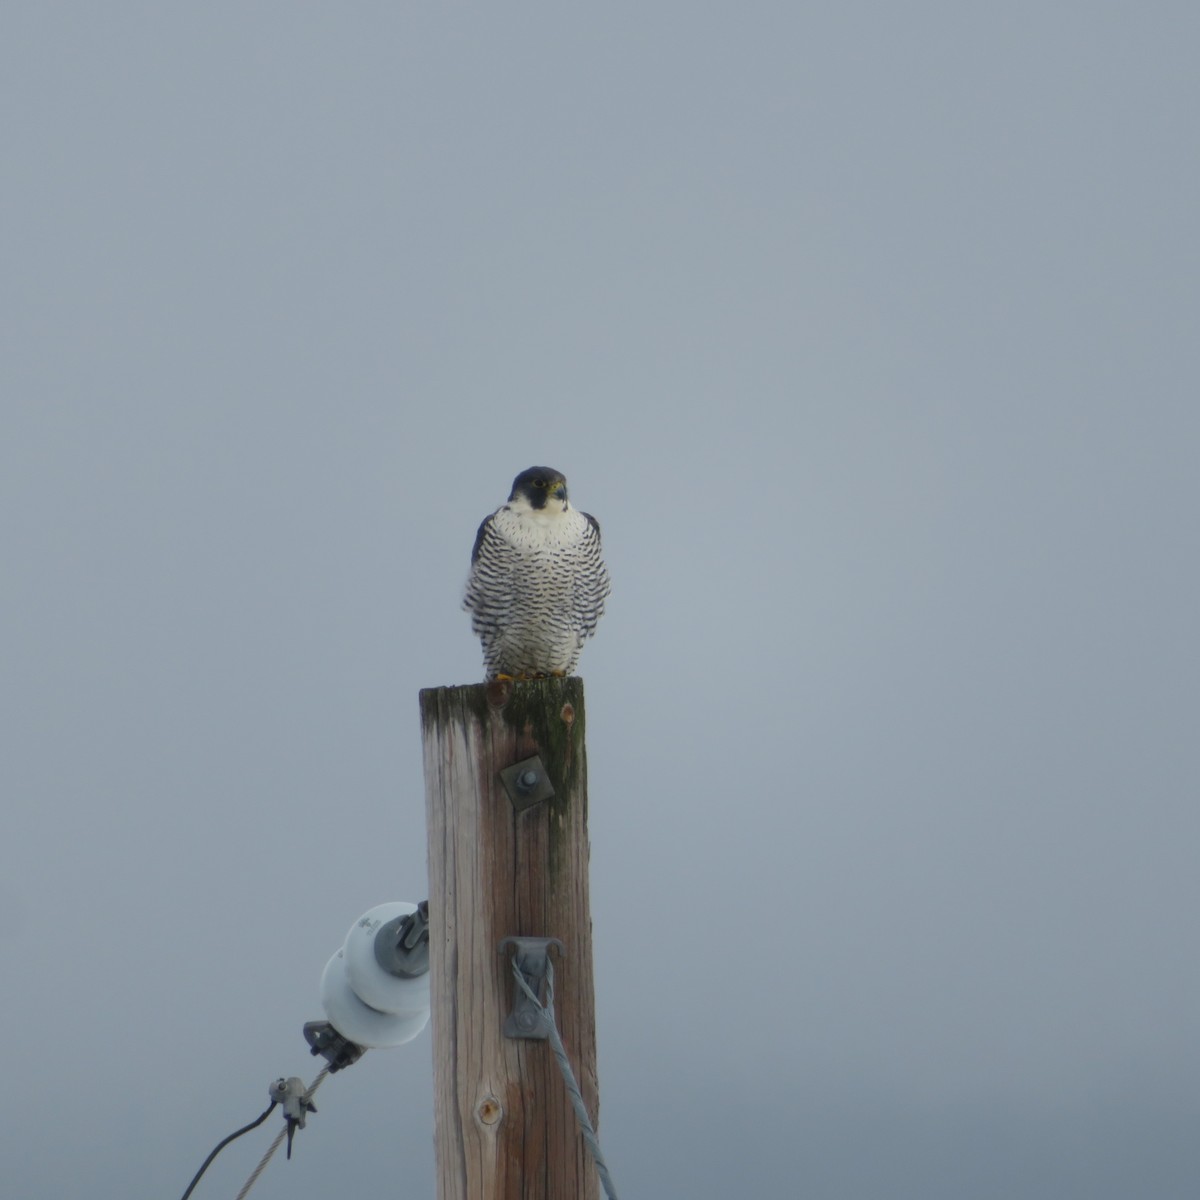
(491, 676, 586, 789)
(494, 677, 587, 874)
(430, 676, 587, 879)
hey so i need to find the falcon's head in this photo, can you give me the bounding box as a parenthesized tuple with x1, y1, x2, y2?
(508, 466, 569, 513)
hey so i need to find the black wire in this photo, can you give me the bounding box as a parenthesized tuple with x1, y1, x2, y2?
(179, 1101, 278, 1200)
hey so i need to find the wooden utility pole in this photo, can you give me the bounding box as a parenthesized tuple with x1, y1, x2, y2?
(420, 677, 600, 1200)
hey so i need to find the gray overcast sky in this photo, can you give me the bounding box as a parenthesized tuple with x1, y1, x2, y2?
(2, 4, 1198, 1198)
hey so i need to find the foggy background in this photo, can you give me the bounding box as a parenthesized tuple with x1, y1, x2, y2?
(3, 5, 1197, 1197)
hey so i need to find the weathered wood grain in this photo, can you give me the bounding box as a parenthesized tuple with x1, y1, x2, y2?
(421, 677, 599, 1200)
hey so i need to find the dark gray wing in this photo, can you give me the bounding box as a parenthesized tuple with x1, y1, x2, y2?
(470, 514, 494, 565)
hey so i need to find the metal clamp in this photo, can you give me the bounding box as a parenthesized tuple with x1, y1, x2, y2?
(270, 1076, 317, 1159)
(498, 755, 555, 812)
(303, 1020, 365, 1073)
(498, 936, 564, 1040)
(374, 900, 431, 978)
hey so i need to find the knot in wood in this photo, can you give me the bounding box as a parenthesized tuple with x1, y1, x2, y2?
(476, 1095, 502, 1126)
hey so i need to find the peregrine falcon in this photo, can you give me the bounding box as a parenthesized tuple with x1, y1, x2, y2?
(464, 466, 610, 680)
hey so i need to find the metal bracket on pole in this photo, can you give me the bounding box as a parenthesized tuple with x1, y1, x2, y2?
(498, 755, 555, 812)
(498, 936, 564, 1039)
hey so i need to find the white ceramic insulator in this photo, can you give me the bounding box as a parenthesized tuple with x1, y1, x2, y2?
(320, 951, 430, 1049)
(341, 901, 431, 1017)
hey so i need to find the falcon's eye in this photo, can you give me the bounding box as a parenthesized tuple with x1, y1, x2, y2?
(533, 479, 547, 488)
